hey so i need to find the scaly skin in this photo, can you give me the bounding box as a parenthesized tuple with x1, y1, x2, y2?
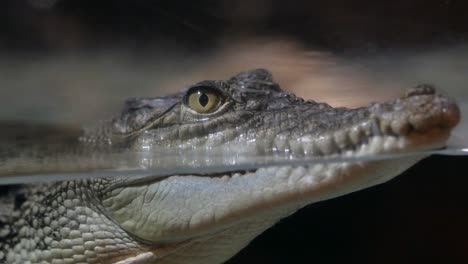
(0, 69, 460, 264)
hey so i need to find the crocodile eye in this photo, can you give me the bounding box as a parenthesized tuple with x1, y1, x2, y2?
(186, 87, 223, 113)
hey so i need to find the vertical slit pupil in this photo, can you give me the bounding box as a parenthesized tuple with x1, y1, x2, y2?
(199, 93, 209, 107)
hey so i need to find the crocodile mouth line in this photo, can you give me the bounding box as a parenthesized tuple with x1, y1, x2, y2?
(266, 118, 454, 161)
(116, 125, 451, 190)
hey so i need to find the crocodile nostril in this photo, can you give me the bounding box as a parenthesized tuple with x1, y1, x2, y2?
(405, 84, 436, 97)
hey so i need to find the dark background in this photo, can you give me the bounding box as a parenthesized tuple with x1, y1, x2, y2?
(2, 0, 468, 54)
(1, 1, 468, 263)
(228, 156, 468, 264)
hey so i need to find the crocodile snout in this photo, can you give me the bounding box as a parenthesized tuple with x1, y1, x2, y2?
(385, 85, 461, 134)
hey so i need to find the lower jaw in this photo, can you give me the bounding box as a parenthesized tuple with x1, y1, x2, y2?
(152, 153, 430, 264)
(302, 127, 453, 199)
(150, 128, 453, 257)
(235, 128, 454, 217)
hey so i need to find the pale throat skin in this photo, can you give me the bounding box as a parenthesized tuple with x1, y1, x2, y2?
(0, 69, 460, 264)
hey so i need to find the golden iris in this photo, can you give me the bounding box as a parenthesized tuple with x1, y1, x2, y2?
(187, 89, 221, 113)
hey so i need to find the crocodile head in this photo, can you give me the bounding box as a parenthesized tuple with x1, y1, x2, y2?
(6, 69, 456, 264)
(80, 69, 460, 264)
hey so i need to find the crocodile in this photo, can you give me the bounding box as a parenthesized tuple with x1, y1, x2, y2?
(0, 69, 460, 264)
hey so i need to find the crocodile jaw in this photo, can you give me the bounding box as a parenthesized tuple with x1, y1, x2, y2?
(98, 83, 459, 263)
(101, 129, 452, 264)
(1, 69, 461, 264)
(24, 72, 456, 264)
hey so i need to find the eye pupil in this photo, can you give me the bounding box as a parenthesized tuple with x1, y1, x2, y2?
(186, 87, 224, 113)
(199, 93, 209, 107)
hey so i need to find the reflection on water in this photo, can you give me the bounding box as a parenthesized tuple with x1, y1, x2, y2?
(1, 147, 467, 185)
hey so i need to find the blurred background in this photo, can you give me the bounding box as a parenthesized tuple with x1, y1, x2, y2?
(1, 0, 468, 124)
(1, 0, 468, 263)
